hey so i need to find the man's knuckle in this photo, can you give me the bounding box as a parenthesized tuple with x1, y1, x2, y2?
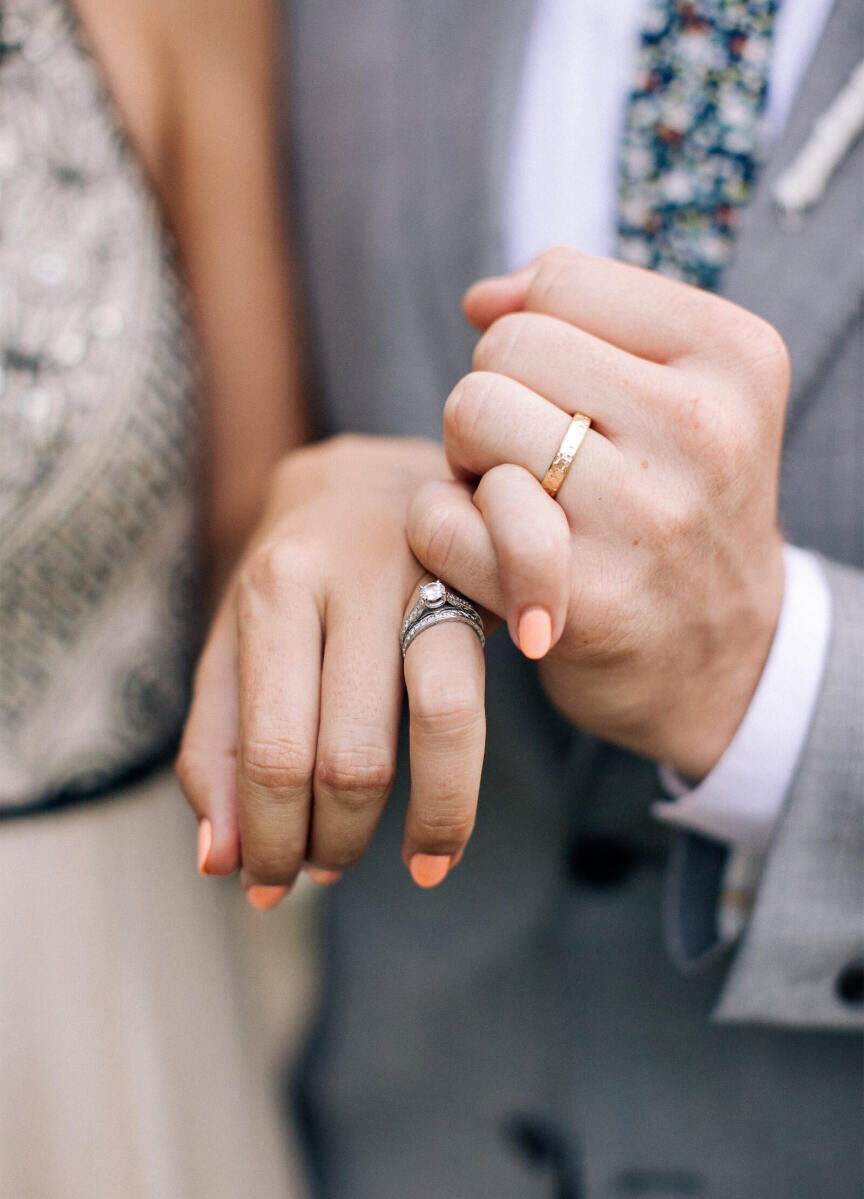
(717, 411, 753, 471)
(671, 389, 733, 471)
(527, 247, 580, 309)
(687, 293, 729, 343)
(749, 320, 790, 388)
(445, 372, 495, 447)
(473, 312, 526, 372)
(646, 491, 691, 546)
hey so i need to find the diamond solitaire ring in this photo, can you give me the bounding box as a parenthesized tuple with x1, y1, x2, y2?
(400, 579, 485, 658)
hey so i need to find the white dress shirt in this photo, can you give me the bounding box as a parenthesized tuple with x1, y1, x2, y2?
(505, 0, 835, 867)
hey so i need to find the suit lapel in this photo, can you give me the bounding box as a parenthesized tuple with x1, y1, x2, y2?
(720, 0, 864, 428)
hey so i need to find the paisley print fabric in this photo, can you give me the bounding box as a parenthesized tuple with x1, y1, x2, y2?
(616, 0, 780, 290)
(0, 0, 202, 810)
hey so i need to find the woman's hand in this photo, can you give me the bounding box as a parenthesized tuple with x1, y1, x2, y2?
(406, 248, 788, 782)
(176, 436, 486, 905)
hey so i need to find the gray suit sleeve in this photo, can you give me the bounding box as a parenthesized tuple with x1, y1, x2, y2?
(700, 556, 864, 1027)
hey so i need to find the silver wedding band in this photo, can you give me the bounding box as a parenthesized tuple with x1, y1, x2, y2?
(401, 579, 485, 658)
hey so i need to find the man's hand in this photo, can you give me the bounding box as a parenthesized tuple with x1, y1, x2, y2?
(407, 247, 788, 781)
(177, 436, 485, 903)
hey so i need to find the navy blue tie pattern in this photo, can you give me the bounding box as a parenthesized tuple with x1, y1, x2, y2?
(617, 0, 780, 291)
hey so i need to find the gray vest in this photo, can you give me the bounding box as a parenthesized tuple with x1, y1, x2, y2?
(281, 2, 864, 1195)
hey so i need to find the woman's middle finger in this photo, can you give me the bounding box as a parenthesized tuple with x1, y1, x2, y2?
(307, 582, 407, 873)
(235, 542, 323, 891)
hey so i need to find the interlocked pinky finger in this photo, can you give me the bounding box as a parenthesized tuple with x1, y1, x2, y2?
(406, 479, 504, 618)
(473, 464, 571, 659)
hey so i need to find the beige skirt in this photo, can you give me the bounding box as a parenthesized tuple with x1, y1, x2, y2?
(0, 770, 317, 1199)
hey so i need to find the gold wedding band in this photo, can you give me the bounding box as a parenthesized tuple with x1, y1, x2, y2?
(541, 412, 592, 498)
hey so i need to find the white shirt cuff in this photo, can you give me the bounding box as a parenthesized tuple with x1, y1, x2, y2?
(652, 545, 832, 855)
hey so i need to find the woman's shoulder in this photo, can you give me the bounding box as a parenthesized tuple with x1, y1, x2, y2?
(71, 0, 278, 203)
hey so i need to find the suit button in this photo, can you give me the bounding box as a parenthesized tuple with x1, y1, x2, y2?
(835, 958, 864, 1006)
(567, 834, 641, 888)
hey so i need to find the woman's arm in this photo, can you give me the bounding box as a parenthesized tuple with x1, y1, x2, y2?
(163, 0, 308, 584)
(75, 0, 307, 587)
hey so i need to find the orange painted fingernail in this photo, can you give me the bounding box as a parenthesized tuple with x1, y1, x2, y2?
(306, 867, 343, 887)
(409, 854, 452, 889)
(197, 819, 213, 875)
(518, 607, 553, 659)
(246, 885, 289, 911)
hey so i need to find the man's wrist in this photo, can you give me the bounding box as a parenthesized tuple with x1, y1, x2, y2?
(653, 546, 832, 853)
(662, 559, 786, 782)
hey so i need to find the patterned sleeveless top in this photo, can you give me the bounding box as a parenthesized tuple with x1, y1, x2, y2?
(0, 0, 202, 812)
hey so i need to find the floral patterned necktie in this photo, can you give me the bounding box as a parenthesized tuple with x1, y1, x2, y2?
(616, 0, 780, 291)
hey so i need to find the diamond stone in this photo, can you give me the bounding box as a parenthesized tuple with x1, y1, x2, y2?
(420, 580, 446, 608)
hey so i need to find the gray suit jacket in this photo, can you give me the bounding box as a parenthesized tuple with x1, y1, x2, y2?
(281, 0, 864, 1194)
